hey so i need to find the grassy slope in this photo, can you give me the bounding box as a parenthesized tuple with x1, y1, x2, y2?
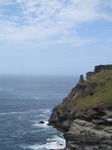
(75, 71, 112, 109)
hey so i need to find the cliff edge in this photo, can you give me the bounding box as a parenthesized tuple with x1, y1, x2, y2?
(49, 65, 112, 150)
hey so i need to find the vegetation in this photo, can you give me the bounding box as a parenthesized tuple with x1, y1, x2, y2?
(57, 70, 112, 110)
(75, 71, 112, 109)
(57, 98, 67, 109)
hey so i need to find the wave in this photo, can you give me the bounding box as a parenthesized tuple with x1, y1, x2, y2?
(34, 97, 45, 100)
(0, 108, 51, 116)
(0, 111, 29, 115)
(21, 135, 66, 150)
(37, 108, 51, 113)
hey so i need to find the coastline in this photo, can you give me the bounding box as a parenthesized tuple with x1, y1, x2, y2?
(49, 65, 112, 150)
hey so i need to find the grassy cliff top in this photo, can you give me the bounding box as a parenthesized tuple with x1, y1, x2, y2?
(57, 69, 112, 111)
(76, 70, 112, 109)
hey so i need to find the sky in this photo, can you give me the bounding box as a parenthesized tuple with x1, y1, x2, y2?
(0, 0, 112, 76)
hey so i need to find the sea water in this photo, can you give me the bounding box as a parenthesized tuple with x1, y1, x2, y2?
(0, 75, 78, 150)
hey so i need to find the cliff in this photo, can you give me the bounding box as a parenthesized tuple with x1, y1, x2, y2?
(49, 65, 112, 150)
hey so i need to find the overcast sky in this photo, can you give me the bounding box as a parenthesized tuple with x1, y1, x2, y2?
(0, 0, 112, 75)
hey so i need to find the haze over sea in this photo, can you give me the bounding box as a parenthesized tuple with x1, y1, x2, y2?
(0, 75, 78, 150)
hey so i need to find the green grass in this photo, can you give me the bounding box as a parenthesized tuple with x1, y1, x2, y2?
(56, 71, 112, 111)
(75, 71, 112, 109)
(57, 99, 67, 109)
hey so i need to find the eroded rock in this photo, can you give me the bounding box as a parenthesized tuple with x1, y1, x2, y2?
(49, 65, 112, 150)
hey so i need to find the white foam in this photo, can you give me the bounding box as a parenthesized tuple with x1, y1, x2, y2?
(0, 108, 51, 116)
(0, 109, 39, 116)
(39, 114, 46, 118)
(38, 109, 51, 113)
(37, 109, 51, 119)
(0, 111, 27, 115)
(43, 109, 51, 114)
(34, 97, 46, 100)
(21, 135, 66, 150)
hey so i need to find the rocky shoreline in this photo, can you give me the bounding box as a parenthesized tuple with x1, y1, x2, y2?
(49, 65, 112, 150)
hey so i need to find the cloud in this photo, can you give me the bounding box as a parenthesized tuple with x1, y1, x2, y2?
(0, 0, 112, 46)
(0, 0, 13, 5)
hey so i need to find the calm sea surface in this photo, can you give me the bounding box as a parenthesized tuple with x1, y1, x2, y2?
(0, 75, 78, 150)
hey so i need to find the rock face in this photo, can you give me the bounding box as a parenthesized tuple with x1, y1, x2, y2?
(49, 65, 112, 150)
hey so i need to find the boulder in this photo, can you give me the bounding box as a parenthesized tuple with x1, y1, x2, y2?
(39, 121, 45, 124)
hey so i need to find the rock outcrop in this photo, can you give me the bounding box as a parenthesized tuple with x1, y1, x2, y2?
(49, 65, 112, 150)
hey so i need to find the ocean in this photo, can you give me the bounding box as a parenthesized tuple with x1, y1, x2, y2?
(0, 75, 78, 150)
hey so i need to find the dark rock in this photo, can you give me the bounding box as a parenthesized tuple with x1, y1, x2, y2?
(39, 121, 45, 124)
(95, 64, 112, 73)
(79, 75, 85, 83)
(86, 72, 95, 80)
